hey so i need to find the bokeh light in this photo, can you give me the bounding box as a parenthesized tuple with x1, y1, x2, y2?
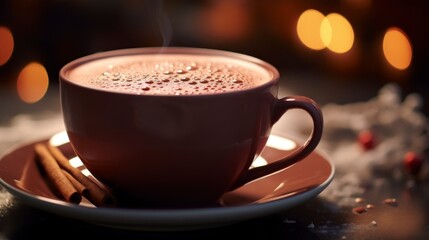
(49, 131, 69, 146)
(383, 27, 412, 70)
(0, 26, 14, 66)
(297, 10, 354, 54)
(297, 9, 326, 50)
(321, 13, 354, 53)
(16, 62, 49, 103)
(198, 0, 252, 42)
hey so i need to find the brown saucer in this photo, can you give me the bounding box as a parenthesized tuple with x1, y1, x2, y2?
(0, 132, 334, 231)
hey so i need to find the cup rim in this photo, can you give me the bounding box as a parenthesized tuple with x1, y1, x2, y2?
(59, 46, 280, 97)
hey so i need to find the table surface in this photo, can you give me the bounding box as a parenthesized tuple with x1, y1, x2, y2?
(1, 75, 429, 240)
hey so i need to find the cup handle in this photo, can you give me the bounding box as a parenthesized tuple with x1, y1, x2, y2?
(231, 96, 323, 189)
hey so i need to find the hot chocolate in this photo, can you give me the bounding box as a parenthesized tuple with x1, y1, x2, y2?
(65, 54, 271, 95)
(60, 47, 323, 208)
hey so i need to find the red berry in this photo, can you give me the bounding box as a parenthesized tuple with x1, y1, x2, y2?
(403, 151, 423, 175)
(358, 130, 376, 150)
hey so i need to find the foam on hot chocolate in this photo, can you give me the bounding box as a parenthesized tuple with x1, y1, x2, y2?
(65, 54, 272, 95)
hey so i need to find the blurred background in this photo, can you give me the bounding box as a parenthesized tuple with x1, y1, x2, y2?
(1, 0, 428, 118)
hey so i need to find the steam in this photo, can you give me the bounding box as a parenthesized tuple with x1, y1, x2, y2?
(155, 0, 172, 47)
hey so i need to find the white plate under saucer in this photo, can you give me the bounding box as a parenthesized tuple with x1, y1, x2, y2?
(0, 131, 334, 231)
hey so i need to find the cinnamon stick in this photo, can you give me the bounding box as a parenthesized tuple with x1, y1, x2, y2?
(34, 143, 82, 204)
(62, 169, 88, 197)
(46, 144, 116, 207)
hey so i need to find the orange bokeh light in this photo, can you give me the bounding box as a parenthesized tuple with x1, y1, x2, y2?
(296, 9, 326, 50)
(16, 62, 49, 103)
(383, 27, 412, 70)
(321, 13, 354, 54)
(199, 0, 252, 42)
(0, 26, 14, 66)
(297, 10, 354, 54)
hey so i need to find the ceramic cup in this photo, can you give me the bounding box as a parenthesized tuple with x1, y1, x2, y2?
(59, 47, 323, 208)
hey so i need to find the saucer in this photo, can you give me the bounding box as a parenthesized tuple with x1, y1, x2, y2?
(0, 132, 334, 231)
